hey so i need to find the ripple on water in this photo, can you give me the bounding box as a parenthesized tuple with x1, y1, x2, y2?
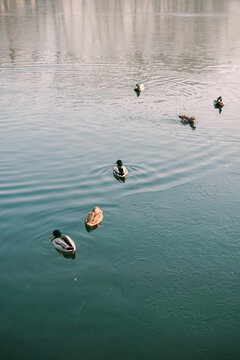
(114, 134, 236, 199)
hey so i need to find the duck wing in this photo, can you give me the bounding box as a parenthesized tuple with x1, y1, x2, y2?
(122, 166, 128, 176)
(113, 166, 128, 177)
(85, 211, 103, 226)
(113, 166, 121, 175)
(53, 236, 76, 253)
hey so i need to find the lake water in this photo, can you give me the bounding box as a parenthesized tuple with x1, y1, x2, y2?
(1, 0, 240, 359)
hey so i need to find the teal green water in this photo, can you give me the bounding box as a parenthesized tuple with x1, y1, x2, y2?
(1, 1, 240, 359)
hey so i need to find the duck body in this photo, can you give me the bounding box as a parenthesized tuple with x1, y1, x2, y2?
(113, 160, 128, 178)
(51, 229, 76, 254)
(134, 83, 144, 93)
(85, 206, 103, 227)
(214, 96, 224, 107)
(179, 115, 196, 125)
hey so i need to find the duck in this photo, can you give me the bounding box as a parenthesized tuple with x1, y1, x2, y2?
(214, 96, 224, 108)
(85, 206, 103, 228)
(113, 160, 128, 178)
(134, 83, 144, 93)
(50, 229, 76, 254)
(179, 115, 196, 125)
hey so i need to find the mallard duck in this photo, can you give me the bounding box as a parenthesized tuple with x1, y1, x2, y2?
(179, 115, 196, 125)
(134, 83, 144, 93)
(113, 160, 128, 178)
(50, 229, 76, 254)
(85, 206, 103, 227)
(214, 96, 224, 107)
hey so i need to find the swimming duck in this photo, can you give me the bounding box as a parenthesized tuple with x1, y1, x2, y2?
(50, 229, 76, 254)
(179, 115, 196, 125)
(85, 206, 103, 227)
(113, 160, 128, 178)
(134, 83, 144, 93)
(214, 96, 224, 108)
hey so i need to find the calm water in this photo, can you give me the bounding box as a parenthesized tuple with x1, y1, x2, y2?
(1, 0, 240, 359)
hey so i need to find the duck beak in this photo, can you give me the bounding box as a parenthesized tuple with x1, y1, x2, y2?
(49, 234, 54, 239)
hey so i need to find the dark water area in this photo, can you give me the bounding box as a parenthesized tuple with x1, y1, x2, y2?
(0, 1, 240, 359)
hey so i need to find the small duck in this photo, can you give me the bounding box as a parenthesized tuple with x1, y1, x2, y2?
(179, 115, 196, 129)
(179, 115, 196, 125)
(85, 206, 103, 228)
(214, 96, 224, 108)
(113, 160, 128, 178)
(134, 83, 144, 94)
(50, 229, 76, 254)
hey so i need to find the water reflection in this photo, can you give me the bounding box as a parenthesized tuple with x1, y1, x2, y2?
(85, 223, 100, 233)
(0, 0, 239, 72)
(113, 173, 127, 183)
(54, 248, 76, 260)
(0, 0, 230, 13)
(215, 106, 223, 114)
(181, 121, 196, 130)
(135, 89, 141, 98)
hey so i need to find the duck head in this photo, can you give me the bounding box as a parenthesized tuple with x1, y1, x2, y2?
(116, 160, 123, 167)
(93, 206, 102, 213)
(179, 115, 186, 120)
(50, 229, 62, 239)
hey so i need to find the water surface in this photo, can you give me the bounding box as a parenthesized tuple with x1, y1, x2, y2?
(1, 1, 240, 359)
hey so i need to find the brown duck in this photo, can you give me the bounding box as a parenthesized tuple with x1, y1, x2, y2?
(85, 206, 103, 227)
(179, 115, 196, 125)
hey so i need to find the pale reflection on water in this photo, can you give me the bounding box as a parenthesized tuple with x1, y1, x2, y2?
(0, 0, 240, 66)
